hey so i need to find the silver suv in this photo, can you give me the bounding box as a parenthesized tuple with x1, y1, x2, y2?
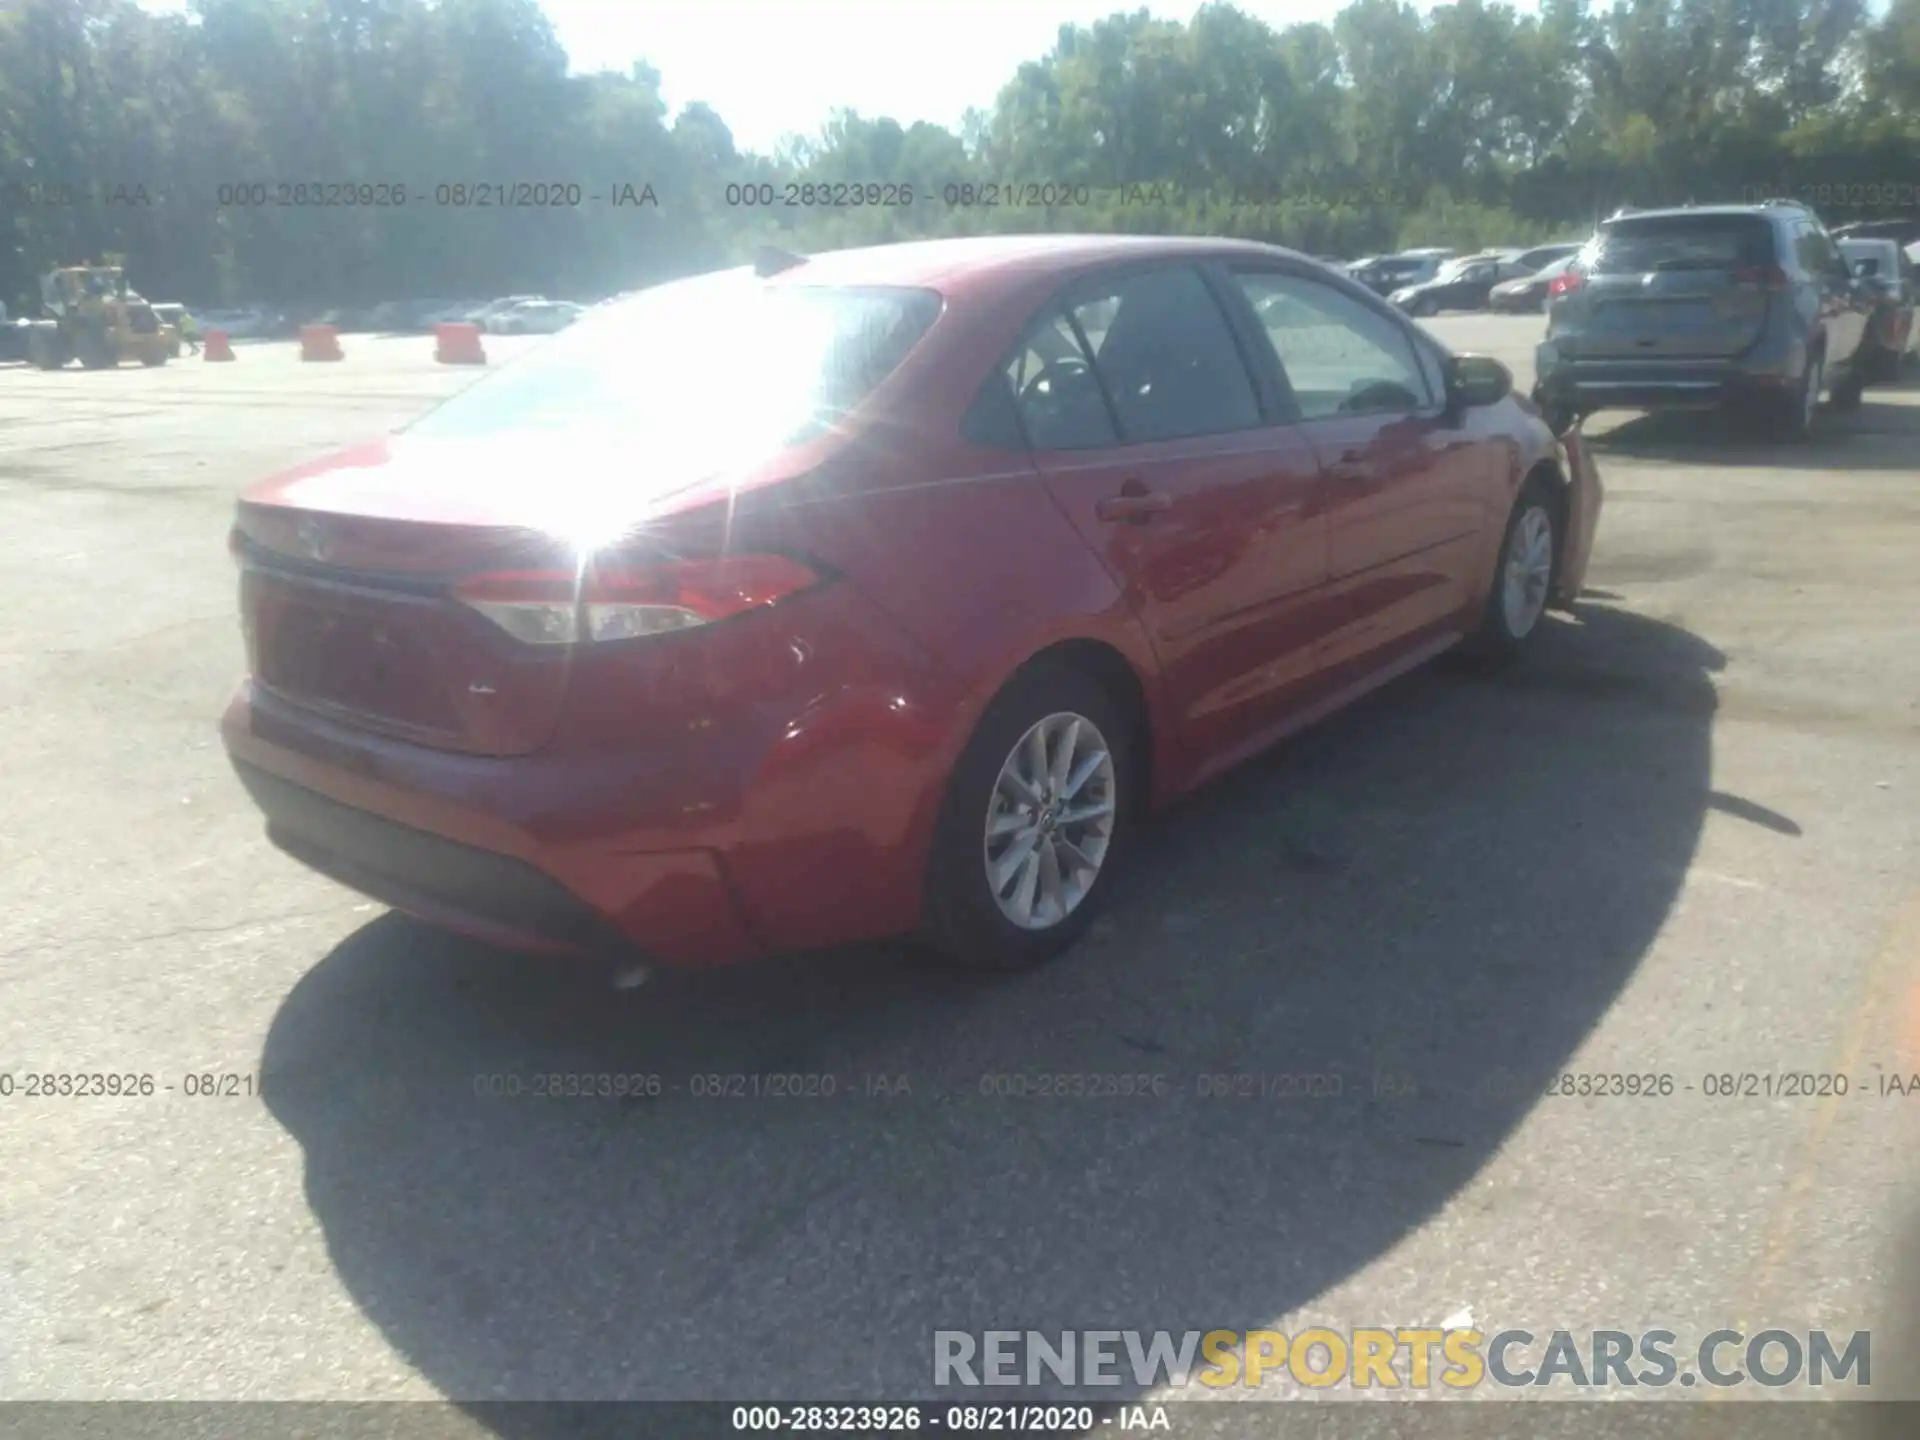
(1534, 202, 1875, 440)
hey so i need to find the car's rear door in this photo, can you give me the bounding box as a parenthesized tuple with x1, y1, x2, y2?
(1010, 263, 1331, 766)
(1221, 264, 1498, 678)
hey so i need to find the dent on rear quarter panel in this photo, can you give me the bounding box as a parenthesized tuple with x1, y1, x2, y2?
(784, 450, 1178, 811)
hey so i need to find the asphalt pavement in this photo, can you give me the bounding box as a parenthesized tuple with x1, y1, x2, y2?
(1, 320, 1917, 1416)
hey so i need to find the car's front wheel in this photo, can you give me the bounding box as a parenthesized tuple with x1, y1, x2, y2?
(1463, 478, 1559, 666)
(923, 663, 1136, 972)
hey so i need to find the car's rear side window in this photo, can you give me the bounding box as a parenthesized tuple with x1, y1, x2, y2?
(1590, 215, 1774, 274)
(407, 273, 942, 449)
(1003, 312, 1118, 450)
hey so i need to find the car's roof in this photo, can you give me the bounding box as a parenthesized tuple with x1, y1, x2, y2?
(1604, 204, 1788, 223)
(759, 232, 1313, 296)
(1837, 236, 1900, 254)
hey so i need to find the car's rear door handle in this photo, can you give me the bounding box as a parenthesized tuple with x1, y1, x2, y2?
(1326, 450, 1376, 483)
(1095, 488, 1172, 523)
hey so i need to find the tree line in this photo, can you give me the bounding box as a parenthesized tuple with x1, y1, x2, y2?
(3, 0, 1918, 313)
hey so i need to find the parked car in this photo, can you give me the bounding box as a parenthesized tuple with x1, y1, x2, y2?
(1534, 200, 1874, 440)
(1507, 242, 1586, 273)
(220, 235, 1602, 975)
(488, 300, 583, 335)
(468, 296, 546, 329)
(198, 308, 266, 339)
(1490, 254, 1581, 313)
(398, 299, 462, 330)
(1390, 254, 1533, 315)
(1832, 217, 1920, 250)
(1837, 236, 1917, 378)
(423, 300, 489, 327)
(1348, 251, 1454, 296)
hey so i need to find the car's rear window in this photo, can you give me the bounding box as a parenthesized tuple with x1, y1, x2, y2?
(1589, 215, 1774, 274)
(407, 269, 942, 450)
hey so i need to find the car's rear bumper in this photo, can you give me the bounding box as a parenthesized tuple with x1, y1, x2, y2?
(222, 681, 770, 967)
(1534, 347, 1798, 413)
(218, 570, 962, 967)
(232, 758, 633, 956)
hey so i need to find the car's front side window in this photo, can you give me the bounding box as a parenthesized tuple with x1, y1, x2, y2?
(1232, 271, 1433, 420)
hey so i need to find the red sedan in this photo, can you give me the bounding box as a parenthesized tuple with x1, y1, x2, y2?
(221, 235, 1602, 974)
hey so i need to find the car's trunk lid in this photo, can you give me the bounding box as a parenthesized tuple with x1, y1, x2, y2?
(233, 433, 813, 758)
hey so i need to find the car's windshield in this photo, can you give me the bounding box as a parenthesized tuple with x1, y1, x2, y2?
(407, 271, 942, 461)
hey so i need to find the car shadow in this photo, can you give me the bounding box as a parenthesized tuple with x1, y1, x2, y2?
(260, 603, 1726, 1418)
(1587, 386, 1920, 469)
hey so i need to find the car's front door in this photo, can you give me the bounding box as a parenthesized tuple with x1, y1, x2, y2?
(1009, 263, 1331, 765)
(1222, 265, 1500, 679)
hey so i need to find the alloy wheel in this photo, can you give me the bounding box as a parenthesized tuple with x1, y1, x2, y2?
(1501, 505, 1555, 639)
(983, 711, 1117, 931)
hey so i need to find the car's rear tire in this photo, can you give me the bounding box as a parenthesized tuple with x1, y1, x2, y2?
(922, 663, 1137, 972)
(1772, 349, 1823, 441)
(1829, 360, 1866, 412)
(1461, 477, 1560, 669)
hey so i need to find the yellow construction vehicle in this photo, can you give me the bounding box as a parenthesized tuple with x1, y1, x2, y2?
(26, 265, 177, 370)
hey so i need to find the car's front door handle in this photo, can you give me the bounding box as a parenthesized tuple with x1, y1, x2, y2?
(1096, 487, 1172, 523)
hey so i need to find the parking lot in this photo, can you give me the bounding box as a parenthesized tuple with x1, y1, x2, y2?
(2, 317, 1918, 1410)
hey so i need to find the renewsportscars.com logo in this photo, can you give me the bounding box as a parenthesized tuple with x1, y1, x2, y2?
(933, 1328, 1871, 1390)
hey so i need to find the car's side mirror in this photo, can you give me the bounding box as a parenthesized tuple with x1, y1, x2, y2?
(1445, 353, 1513, 411)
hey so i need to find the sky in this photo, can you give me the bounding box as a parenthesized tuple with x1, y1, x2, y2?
(556, 0, 1453, 154)
(139, 0, 1891, 158)
(132, 0, 1528, 155)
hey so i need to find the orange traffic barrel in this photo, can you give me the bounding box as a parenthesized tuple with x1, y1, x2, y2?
(299, 324, 343, 361)
(204, 330, 234, 361)
(434, 322, 486, 365)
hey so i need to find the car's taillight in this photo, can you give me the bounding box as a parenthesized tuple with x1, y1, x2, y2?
(1733, 264, 1790, 291)
(453, 553, 822, 645)
(1547, 270, 1584, 297)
